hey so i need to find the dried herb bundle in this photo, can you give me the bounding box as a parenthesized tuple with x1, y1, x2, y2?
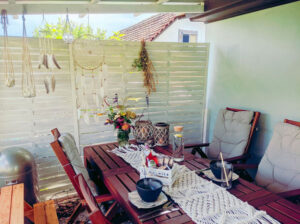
(133, 40, 157, 95)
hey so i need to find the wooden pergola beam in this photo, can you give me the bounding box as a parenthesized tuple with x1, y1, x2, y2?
(0, 2, 204, 14)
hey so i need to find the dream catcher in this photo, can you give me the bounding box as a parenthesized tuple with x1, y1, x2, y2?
(1, 10, 15, 87)
(72, 34, 108, 125)
(22, 14, 36, 98)
(38, 14, 61, 94)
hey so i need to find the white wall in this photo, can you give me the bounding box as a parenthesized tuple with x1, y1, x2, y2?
(205, 2, 300, 169)
(155, 18, 205, 42)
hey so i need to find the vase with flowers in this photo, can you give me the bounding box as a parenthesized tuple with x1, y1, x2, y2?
(104, 102, 137, 146)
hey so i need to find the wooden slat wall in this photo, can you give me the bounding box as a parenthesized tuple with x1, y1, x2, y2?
(0, 38, 209, 200)
(0, 37, 75, 200)
(75, 41, 209, 149)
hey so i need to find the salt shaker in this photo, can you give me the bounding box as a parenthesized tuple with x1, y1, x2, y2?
(172, 126, 184, 162)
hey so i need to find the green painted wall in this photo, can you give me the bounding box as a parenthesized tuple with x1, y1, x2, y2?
(205, 2, 300, 166)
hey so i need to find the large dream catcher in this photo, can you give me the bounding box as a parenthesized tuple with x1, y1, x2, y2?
(1, 10, 15, 87)
(72, 34, 108, 124)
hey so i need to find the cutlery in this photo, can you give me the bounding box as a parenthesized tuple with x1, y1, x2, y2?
(138, 201, 172, 219)
(139, 207, 180, 222)
(195, 167, 210, 174)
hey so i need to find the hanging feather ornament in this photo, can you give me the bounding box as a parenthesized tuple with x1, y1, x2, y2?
(22, 14, 36, 98)
(1, 10, 15, 87)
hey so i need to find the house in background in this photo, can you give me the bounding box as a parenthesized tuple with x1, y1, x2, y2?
(120, 13, 205, 42)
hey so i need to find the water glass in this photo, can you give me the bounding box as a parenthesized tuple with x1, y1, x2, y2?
(220, 162, 233, 189)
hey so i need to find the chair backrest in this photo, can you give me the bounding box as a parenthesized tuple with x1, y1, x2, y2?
(74, 174, 110, 224)
(226, 107, 260, 155)
(207, 108, 260, 159)
(50, 128, 83, 199)
(255, 119, 300, 193)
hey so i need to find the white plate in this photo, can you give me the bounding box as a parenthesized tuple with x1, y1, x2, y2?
(128, 191, 168, 209)
(202, 170, 239, 182)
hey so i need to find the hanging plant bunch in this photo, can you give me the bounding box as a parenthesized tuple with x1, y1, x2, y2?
(132, 40, 157, 95)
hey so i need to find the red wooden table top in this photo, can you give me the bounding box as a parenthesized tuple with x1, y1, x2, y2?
(84, 142, 300, 224)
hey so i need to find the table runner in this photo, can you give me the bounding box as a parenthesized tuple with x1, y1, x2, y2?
(111, 145, 280, 224)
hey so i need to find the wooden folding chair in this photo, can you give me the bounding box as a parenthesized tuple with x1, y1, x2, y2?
(234, 119, 300, 201)
(50, 128, 117, 223)
(186, 107, 260, 163)
(74, 173, 111, 224)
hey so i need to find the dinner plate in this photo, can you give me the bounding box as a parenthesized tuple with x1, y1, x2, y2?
(128, 190, 168, 209)
(202, 170, 239, 182)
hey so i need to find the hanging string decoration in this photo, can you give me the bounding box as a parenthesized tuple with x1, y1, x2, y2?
(38, 16, 61, 94)
(1, 10, 15, 87)
(132, 40, 157, 95)
(22, 14, 36, 98)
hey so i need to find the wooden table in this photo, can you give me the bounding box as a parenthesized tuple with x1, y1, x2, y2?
(0, 183, 24, 224)
(84, 142, 300, 224)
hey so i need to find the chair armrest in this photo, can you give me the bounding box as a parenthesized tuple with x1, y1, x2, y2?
(95, 194, 114, 204)
(224, 154, 250, 163)
(277, 189, 300, 198)
(233, 163, 258, 170)
(185, 143, 210, 149)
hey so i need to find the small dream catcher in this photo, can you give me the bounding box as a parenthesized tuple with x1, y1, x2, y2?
(38, 13, 61, 94)
(72, 34, 108, 125)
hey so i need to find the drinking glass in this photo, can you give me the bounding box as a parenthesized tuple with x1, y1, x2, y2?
(220, 162, 233, 189)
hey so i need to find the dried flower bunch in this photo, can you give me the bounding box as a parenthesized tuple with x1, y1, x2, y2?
(132, 40, 157, 95)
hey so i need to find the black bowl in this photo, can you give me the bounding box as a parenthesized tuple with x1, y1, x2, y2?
(136, 178, 163, 202)
(210, 160, 222, 179)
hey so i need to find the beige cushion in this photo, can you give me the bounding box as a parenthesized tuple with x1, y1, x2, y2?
(255, 123, 300, 193)
(207, 109, 254, 159)
(59, 133, 98, 196)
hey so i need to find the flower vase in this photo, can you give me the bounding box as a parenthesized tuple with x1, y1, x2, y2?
(117, 129, 130, 146)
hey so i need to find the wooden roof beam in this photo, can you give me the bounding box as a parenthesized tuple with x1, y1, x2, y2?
(0, 3, 204, 14)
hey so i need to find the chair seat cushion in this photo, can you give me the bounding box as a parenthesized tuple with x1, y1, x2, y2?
(207, 109, 254, 159)
(59, 133, 98, 196)
(255, 122, 300, 193)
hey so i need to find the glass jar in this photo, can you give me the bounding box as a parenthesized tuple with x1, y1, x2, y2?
(172, 126, 184, 162)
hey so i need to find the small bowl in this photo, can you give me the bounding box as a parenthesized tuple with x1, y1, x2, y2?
(136, 178, 163, 202)
(210, 160, 222, 179)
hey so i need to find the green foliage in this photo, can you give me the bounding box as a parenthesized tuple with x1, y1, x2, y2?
(33, 17, 124, 40)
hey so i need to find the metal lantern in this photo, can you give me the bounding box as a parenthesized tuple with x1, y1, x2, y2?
(133, 120, 154, 144)
(154, 122, 170, 147)
(0, 147, 39, 205)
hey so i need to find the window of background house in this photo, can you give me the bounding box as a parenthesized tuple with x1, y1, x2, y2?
(179, 30, 198, 43)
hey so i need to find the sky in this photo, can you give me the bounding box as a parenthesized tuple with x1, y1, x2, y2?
(1, 13, 156, 37)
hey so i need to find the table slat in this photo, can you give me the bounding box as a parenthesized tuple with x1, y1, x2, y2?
(259, 205, 299, 224)
(276, 199, 300, 213)
(87, 147, 110, 171)
(92, 146, 119, 169)
(267, 201, 300, 222)
(10, 184, 24, 224)
(102, 144, 129, 167)
(0, 186, 13, 224)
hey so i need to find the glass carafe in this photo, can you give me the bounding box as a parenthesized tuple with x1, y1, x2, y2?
(172, 126, 184, 162)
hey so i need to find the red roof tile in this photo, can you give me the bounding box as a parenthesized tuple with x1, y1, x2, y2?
(120, 13, 185, 42)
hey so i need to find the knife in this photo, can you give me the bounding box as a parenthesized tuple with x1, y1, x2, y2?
(138, 201, 172, 219)
(139, 207, 180, 222)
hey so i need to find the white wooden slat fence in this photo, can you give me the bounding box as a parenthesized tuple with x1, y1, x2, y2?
(0, 37, 209, 200)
